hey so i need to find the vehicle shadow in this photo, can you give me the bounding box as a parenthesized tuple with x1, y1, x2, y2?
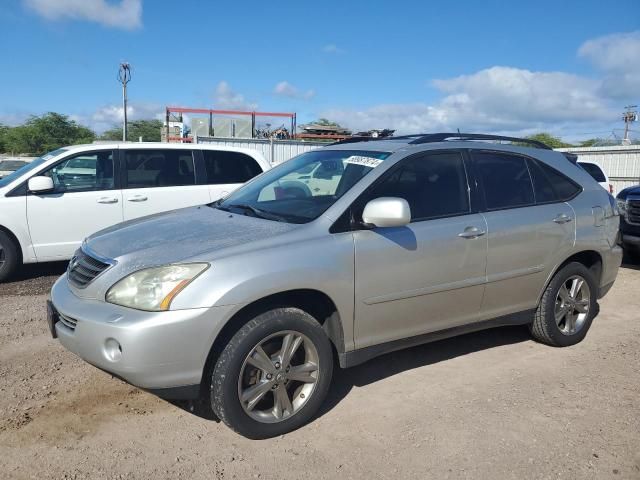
(169, 325, 531, 425)
(12, 261, 69, 280)
(317, 325, 531, 420)
(621, 251, 640, 271)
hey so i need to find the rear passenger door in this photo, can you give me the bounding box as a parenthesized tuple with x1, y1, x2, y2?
(201, 150, 264, 201)
(121, 148, 211, 221)
(471, 150, 577, 319)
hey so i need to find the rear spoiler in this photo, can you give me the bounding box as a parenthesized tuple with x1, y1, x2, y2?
(562, 152, 578, 164)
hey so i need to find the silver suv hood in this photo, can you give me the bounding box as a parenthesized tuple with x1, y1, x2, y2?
(86, 205, 299, 265)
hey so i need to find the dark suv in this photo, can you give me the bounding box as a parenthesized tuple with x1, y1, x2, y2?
(616, 185, 640, 259)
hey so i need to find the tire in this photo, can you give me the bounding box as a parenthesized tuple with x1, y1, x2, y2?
(0, 231, 19, 282)
(210, 308, 333, 439)
(530, 262, 598, 347)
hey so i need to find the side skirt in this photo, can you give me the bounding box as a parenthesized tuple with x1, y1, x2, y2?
(339, 309, 536, 369)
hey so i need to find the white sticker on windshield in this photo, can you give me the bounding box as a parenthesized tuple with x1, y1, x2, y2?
(344, 155, 384, 168)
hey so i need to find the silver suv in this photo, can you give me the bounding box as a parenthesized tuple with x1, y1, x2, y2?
(48, 133, 622, 439)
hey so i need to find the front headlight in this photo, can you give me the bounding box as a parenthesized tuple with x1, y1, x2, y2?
(616, 199, 627, 216)
(106, 263, 209, 311)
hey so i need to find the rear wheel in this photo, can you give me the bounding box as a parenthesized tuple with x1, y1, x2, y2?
(530, 262, 598, 347)
(210, 308, 333, 439)
(0, 231, 19, 282)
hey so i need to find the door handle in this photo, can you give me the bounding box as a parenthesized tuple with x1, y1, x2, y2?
(127, 195, 148, 202)
(97, 197, 118, 204)
(553, 214, 572, 224)
(458, 226, 486, 239)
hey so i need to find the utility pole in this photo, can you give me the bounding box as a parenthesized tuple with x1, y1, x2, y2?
(622, 105, 637, 145)
(118, 63, 132, 142)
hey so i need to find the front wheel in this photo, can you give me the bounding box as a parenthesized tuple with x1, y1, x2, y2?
(530, 262, 598, 347)
(210, 308, 333, 439)
(0, 231, 19, 282)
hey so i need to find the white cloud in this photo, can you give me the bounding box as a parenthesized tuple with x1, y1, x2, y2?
(87, 102, 162, 132)
(273, 81, 315, 100)
(214, 81, 258, 111)
(322, 31, 640, 137)
(24, 0, 142, 30)
(322, 44, 345, 54)
(323, 66, 616, 136)
(578, 30, 640, 99)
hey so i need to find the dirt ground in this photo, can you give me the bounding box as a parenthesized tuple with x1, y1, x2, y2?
(0, 259, 639, 480)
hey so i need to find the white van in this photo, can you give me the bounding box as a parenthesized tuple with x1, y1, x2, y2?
(0, 143, 270, 281)
(577, 160, 612, 194)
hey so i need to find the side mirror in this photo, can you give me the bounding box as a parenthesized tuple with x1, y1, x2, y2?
(362, 197, 411, 228)
(28, 176, 55, 194)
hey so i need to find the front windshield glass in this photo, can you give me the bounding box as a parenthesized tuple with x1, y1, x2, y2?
(215, 149, 391, 223)
(0, 148, 68, 188)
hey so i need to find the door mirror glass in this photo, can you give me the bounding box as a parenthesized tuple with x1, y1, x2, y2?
(362, 197, 411, 227)
(28, 176, 55, 193)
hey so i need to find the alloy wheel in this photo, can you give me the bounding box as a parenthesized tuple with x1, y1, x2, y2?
(237, 330, 320, 423)
(555, 275, 591, 335)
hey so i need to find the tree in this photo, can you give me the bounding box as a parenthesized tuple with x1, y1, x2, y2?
(100, 119, 163, 142)
(525, 133, 573, 149)
(579, 138, 599, 147)
(0, 124, 9, 153)
(2, 113, 95, 155)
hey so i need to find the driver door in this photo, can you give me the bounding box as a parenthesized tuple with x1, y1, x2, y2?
(26, 149, 123, 261)
(352, 151, 488, 349)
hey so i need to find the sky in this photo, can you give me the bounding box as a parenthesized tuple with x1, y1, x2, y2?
(0, 0, 639, 141)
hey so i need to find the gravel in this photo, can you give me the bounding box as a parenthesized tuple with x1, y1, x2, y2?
(0, 260, 639, 479)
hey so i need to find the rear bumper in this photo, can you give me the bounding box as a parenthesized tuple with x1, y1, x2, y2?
(599, 245, 623, 299)
(50, 275, 236, 394)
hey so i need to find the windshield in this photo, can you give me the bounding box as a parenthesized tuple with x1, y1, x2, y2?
(0, 148, 68, 188)
(215, 149, 391, 223)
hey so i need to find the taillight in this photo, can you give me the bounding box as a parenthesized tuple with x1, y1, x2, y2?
(609, 184, 614, 194)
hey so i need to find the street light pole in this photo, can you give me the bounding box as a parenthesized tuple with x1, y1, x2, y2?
(118, 63, 132, 142)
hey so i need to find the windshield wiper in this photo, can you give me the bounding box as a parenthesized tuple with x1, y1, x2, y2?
(225, 203, 287, 222)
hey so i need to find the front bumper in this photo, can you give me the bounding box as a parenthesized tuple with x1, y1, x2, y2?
(621, 233, 640, 248)
(620, 217, 640, 249)
(50, 275, 237, 394)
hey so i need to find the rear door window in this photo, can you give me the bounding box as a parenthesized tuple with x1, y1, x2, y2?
(202, 150, 262, 185)
(473, 151, 534, 210)
(527, 158, 558, 203)
(125, 149, 195, 188)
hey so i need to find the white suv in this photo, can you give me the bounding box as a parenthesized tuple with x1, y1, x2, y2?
(0, 142, 270, 281)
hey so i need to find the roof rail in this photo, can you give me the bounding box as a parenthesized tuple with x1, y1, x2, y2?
(330, 136, 384, 145)
(331, 132, 553, 150)
(404, 133, 552, 150)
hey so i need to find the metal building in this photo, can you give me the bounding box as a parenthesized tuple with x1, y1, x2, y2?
(558, 145, 640, 193)
(196, 136, 326, 165)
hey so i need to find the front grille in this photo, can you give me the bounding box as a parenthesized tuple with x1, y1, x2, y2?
(68, 248, 111, 288)
(628, 199, 640, 225)
(58, 312, 78, 331)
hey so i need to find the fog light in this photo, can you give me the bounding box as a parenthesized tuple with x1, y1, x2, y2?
(104, 338, 122, 362)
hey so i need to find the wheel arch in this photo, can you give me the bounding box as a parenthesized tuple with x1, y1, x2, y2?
(538, 250, 603, 304)
(0, 224, 23, 264)
(200, 289, 344, 395)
